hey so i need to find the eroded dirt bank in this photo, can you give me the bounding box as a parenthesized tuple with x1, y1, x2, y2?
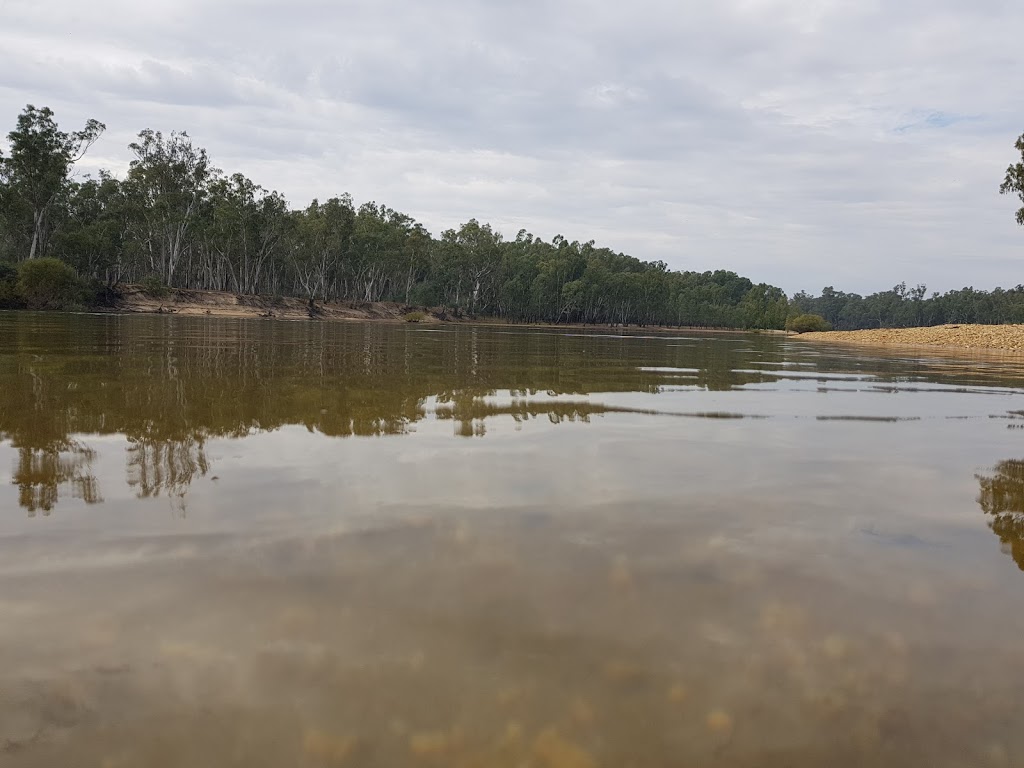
(110, 286, 453, 323)
(798, 324, 1024, 353)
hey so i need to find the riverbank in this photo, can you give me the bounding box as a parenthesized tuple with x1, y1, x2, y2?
(99, 285, 777, 335)
(797, 324, 1024, 353)
(110, 286, 452, 323)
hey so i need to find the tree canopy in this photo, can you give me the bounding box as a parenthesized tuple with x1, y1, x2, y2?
(0, 105, 104, 260)
(1000, 133, 1024, 226)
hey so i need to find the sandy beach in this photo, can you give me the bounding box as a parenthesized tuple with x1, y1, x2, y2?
(797, 324, 1024, 353)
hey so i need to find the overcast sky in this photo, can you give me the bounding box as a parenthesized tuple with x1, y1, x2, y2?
(1, 0, 1022, 295)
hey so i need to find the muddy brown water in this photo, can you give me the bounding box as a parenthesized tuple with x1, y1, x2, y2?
(2, 312, 1024, 767)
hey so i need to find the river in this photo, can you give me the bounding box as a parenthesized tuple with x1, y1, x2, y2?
(1, 312, 1023, 767)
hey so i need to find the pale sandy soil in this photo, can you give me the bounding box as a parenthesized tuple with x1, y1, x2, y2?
(797, 324, 1024, 353)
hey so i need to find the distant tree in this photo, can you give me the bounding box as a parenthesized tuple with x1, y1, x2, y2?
(293, 196, 354, 301)
(1000, 133, 1024, 226)
(51, 171, 128, 284)
(204, 173, 289, 294)
(123, 130, 216, 284)
(0, 105, 104, 260)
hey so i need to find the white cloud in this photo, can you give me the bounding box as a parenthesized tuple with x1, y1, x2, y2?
(1, 0, 1022, 294)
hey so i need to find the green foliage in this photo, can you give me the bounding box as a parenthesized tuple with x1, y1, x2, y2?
(408, 281, 441, 308)
(404, 311, 426, 323)
(50, 172, 126, 280)
(0, 105, 104, 260)
(16, 257, 83, 310)
(1000, 133, 1024, 226)
(791, 283, 1024, 330)
(123, 129, 216, 284)
(786, 313, 832, 333)
(0, 261, 21, 308)
(140, 275, 171, 298)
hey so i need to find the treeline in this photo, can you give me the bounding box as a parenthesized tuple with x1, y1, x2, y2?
(0, 105, 789, 328)
(791, 283, 1024, 331)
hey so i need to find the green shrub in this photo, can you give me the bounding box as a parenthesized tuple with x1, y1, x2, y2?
(140, 275, 171, 299)
(404, 310, 426, 323)
(16, 258, 83, 310)
(0, 262, 21, 308)
(786, 313, 832, 333)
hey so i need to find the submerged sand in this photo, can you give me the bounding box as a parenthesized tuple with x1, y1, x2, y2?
(797, 324, 1024, 353)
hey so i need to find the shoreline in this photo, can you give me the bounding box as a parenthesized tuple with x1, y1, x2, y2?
(796, 324, 1024, 354)
(12, 288, 1022, 352)
(67, 285, 782, 336)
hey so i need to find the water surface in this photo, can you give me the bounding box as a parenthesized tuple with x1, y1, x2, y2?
(2, 313, 1024, 767)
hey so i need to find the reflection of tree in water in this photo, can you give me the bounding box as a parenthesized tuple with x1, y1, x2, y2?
(0, 317, 802, 514)
(435, 391, 643, 438)
(12, 441, 102, 516)
(126, 435, 209, 516)
(976, 459, 1024, 571)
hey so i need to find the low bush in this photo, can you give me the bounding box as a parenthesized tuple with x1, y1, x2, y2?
(404, 310, 426, 323)
(786, 313, 832, 333)
(16, 258, 83, 310)
(140, 275, 171, 299)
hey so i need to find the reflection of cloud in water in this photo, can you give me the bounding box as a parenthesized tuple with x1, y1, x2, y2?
(2, 503, 1024, 765)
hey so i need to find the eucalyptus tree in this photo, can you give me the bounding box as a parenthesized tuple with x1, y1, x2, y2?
(1000, 133, 1024, 226)
(496, 230, 543, 321)
(0, 105, 104, 260)
(455, 219, 502, 314)
(431, 219, 503, 313)
(293, 196, 354, 300)
(204, 173, 289, 294)
(123, 130, 216, 285)
(52, 171, 128, 283)
(400, 221, 432, 305)
(528, 235, 588, 322)
(350, 202, 401, 302)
